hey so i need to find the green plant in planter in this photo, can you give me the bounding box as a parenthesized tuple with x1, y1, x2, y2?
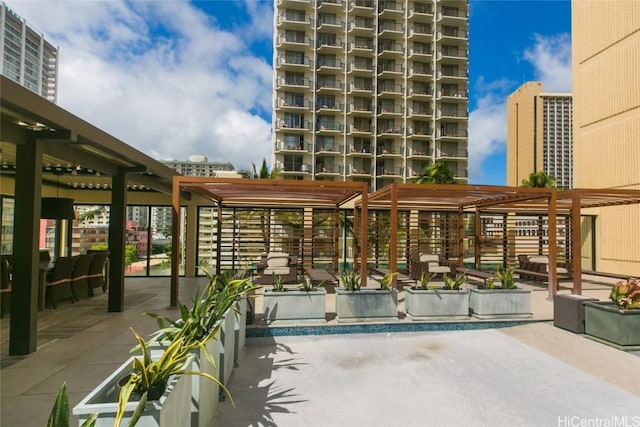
(379, 271, 397, 290)
(492, 265, 515, 289)
(116, 328, 227, 426)
(271, 273, 286, 292)
(340, 269, 362, 291)
(299, 277, 323, 292)
(443, 273, 465, 290)
(609, 278, 640, 309)
(416, 272, 436, 290)
(48, 383, 104, 427)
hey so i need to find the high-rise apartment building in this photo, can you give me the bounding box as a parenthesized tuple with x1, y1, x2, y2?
(272, 0, 469, 190)
(506, 82, 573, 189)
(572, 1, 640, 274)
(161, 155, 235, 177)
(0, 2, 58, 102)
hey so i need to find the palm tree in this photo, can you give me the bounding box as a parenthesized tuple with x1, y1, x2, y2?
(414, 161, 455, 184)
(521, 171, 556, 188)
(241, 159, 282, 179)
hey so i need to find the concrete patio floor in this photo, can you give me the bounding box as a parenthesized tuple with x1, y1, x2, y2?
(1, 276, 638, 426)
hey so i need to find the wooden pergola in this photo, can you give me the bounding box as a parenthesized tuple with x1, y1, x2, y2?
(359, 183, 640, 297)
(170, 178, 369, 307)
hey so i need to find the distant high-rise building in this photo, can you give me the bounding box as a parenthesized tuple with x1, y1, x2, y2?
(161, 155, 235, 177)
(0, 2, 58, 102)
(572, 0, 640, 274)
(272, 0, 469, 190)
(506, 82, 573, 189)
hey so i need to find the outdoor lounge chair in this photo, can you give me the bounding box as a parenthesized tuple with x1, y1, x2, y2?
(46, 256, 78, 308)
(410, 253, 456, 279)
(70, 254, 95, 299)
(255, 252, 298, 285)
(87, 251, 109, 296)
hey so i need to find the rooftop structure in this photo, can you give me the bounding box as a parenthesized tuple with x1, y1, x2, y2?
(0, 2, 58, 102)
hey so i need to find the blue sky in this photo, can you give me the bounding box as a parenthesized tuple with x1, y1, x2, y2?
(13, 0, 571, 184)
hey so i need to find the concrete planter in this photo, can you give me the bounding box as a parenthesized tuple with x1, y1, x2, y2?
(469, 288, 532, 319)
(192, 334, 221, 427)
(219, 309, 236, 386)
(263, 288, 327, 323)
(73, 356, 192, 427)
(335, 288, 398, 322)
(405, 288, 470, 320)
(584, 301, 640, 351)
(234, 295, 248, 366)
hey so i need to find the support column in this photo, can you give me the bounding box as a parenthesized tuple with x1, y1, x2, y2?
(171, 177, 180, 307)
(457, 207, 464, 268)
(474, 210, 481, 269)
(108, 169, 127, 312)
(389, 184, 398, 288)
(185, 204, 197, 278)
(548, 191, 558, 299)
(9, 139, 43, 355)
(571, 192, 582, 294)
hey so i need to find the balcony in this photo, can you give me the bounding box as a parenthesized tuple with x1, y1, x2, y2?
(316, 79, 343, 92)
(439, 108, 468, 119)
(438, 7, 467, 22)
(317, 0, 343, 9)
(377, 126, 403, 136)
(277, 76, 312, 89)
(410, 144, 431, 157)
(277, 120, 313, 131)
(277, 34, 314, 49)
(348, 123, 373, 134)
(439, 128, 468, 138)
(409, 63, 432, 77)
(377, 104, 403, 117)
(409, 24, 432, 39)
(316, 37, 343, 52)
(348, 81, 374, 93)
(315, 164, 343, 175)
(348, 40, 374, 53)
(317, 101, 343, 113)
(377, 63, 403, 76)
(349, 60, 374, 74)
(315, 142, 342, 153)
(276, 55, 313, 69)
(349, 165, 373, 175)
(348, 142, 372, 155)
(317, 58, 344, 71)
(408, 125, 432, 136)
(377, 41, 403, 56)
(439, 88, 467, 99)
(439, 27, 468, 40)
(408, 86, 432, 98)
(408, 44, 432, 58)
(277, 13, 313, 27)
(275, 140, 311, 152)
(438, 148, 468, 159)
(317, 122, 344, 133)
(281, 163, 312, 174)
(438, 69, 467, 80)
(409, 104, 432, 117)
(349, 0, 373, 11)
(378, 1, 403, 16)
(440, 47, 467, 60)
(376, 166, 403, 176)
(411, 2, 433, 16)
(277, 98, 312, 110)
(378, 21, 403, 36)
(377, 83, 403, 95)
(348, 102, 373, 114)
(349, 18, 375, 34)
(317, 15, 344, 30)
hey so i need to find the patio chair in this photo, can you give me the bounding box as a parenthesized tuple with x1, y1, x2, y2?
(414, 253, 452, 278)
(1, 254, 12, 318)
(70, 253, 95, 299)
(255, 252, 298, 285)
(87, 251, 109, 296)
(46, 256, 79, 308)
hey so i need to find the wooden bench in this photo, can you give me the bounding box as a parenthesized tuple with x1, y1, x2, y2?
(305, 269, 339, 292)
(513, 269, 572, 282)
(581, 270, 636, 281)
(369, 268, 413, 283)
(457, 268, 493, 285)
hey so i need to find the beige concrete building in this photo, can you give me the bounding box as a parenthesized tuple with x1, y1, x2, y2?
(506, 82, 573, 189)
(272, 0, 469, 190)
(572, 1, 640, 274)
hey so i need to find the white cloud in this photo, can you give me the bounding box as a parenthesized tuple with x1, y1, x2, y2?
(468, 92, 507, 181)
(523, 33, 572, 92)
(10, 0, 273, 171)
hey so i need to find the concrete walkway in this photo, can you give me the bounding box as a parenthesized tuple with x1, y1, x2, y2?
(217, 324, 640, 427)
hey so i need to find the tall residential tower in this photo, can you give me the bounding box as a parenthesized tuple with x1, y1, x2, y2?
(0, 2, 58, 102)
(272, 0, 469, 190)
(506, 82, 573, 189)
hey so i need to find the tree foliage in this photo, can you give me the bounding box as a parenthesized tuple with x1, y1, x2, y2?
(521, 171, 556, 188)
(241, 159, 282, 179)
(414, 161, 455, 184)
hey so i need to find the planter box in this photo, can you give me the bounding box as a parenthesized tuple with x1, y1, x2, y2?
(263, 288, 327, 323)
(192, 335, 221, 427)
(405, 288, 470, 320)
(584, 301, 640, 351)
(219, 309, 236, 386)
(554, 294, 598, 333)
(469, 288, 532, 319)
(73, 356, 192, 427)
(335, 288, 398, 322)
(234, 295, 247, 367)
